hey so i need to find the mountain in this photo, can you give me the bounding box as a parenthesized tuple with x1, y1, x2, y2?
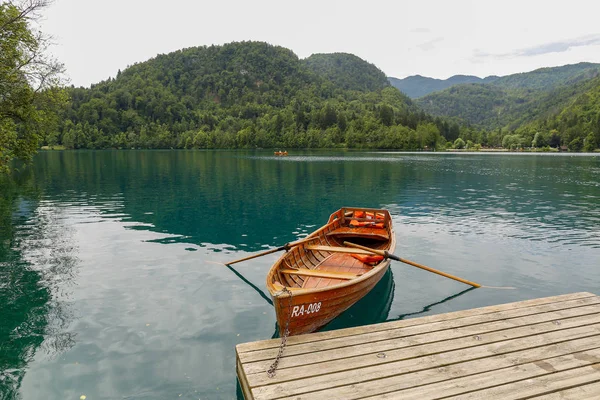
(389, 63, 600, 100)
(303, 53, 390, 92)
(415, 63, 600, 130)
(52, 41, 459, 151)
(415, 83, 518, 127)
(388, 75, 499, 98)
(490, 62, 600, 91)
(48, 42, 600, 153)
(516, 75, 600, 151)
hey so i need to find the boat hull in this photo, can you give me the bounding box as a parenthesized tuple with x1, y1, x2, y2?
(273, 261, 391, 336)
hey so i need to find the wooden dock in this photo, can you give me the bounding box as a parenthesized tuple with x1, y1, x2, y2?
(236, 292, 600, 399)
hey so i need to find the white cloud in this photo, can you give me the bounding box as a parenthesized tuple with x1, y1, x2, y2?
(417, 37, 444, 52)
(475, 34, 600, 59)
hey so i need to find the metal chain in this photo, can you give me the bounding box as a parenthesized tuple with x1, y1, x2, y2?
(266, 287, 293, 378)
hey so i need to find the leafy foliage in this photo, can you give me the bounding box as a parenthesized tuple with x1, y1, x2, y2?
(53, 41, 475, 151)
(517, 75, 600, 151)
(303, 53, 390, 92)
(416, 84, 518, 127)
(0, 0, 66, 173)
(491, 62, 600, 91)
(417, 65, 600, 129)
(414, 63, 600, 151)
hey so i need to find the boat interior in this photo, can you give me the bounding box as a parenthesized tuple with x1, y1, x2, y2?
(269, 208, 394, 291)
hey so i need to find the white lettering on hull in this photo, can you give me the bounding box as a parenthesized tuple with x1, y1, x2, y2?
(291, 302, 321, 317)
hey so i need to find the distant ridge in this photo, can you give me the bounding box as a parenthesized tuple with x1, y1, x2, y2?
(414, 62, 600, 131)
(389, 62, 600, 99)
(388, 74, 498, 98)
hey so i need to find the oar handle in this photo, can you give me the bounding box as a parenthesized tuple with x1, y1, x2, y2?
(226, 236, 319, 266)
(343, 241, 481, 288)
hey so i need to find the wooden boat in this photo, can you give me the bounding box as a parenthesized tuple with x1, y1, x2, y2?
(266, 207, 396, 336)
(274, 151, 288, 156)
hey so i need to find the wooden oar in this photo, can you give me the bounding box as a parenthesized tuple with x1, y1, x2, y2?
(343, 241, 482, 288)
(226, 236, 319, 266)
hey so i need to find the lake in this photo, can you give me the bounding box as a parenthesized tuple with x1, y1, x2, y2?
(1, 150, 599, 399)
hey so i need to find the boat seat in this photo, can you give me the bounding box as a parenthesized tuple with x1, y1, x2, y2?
(280, 268, 359, 280)
(326, 226, 389, 241)
(305, 245, 376, 255)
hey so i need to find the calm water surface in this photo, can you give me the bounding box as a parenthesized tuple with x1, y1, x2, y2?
(1, 150, 599, 399)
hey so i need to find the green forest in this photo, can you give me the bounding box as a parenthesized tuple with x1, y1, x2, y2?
(48, 42, 471, 152)
(414, 63, 600, 151)
(43, 44, 600, 153)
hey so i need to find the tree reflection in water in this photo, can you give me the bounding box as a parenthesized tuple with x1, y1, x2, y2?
(0, 172, 78, 399)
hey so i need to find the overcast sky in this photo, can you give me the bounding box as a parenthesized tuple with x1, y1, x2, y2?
(39, 0, 600, 87)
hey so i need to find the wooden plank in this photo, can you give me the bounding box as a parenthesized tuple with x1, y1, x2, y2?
(280, 268, 358, 280)
(326, 227, 390, 240)
(239, 298, 600, 365)
(236, 292, 597, 353)
(444, 363, 600, 399)
(249, 323, 600, 398)
(533, 381, 600, 399)
(359, 348, 600, 400)
(272, 335, 600, 400)
(305, 245, 376, 255)
(236, 355, 254, 400)
(305, 253, 365, 289)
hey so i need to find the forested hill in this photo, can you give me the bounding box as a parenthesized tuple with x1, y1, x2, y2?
(490, 62, 600, 91)
(414, 69, 600, 151)
(303, 53, 390, 92)
(388, 74, 498, 98)
(390, 62, 600, 99)
(415, 63, 600, 130)
(514, 75, 600, 151)
(52, 41, 462, 150)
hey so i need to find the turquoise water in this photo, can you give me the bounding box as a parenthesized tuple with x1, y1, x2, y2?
(1, 150, 599, 399)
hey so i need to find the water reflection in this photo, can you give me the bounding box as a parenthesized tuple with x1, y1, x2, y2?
(0, 172, 78, 399)
(27, 150, 600, 251)
(393, 286, 476, 321)
(224, 263, 273, 307)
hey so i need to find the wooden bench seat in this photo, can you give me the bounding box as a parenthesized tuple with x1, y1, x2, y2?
(326, 226, 390, 240)
(305, 245, 377, 255)
(280, 268, 359, 280)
